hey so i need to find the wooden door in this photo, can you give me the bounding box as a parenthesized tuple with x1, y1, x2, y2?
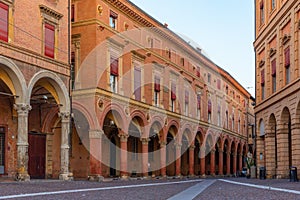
(28, 133, 46, 179)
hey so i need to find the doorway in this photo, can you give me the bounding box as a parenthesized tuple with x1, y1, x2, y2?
(28, 133, 46, 179)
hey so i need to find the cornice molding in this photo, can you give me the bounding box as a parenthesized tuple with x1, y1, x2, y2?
(39, 5, 63, 20)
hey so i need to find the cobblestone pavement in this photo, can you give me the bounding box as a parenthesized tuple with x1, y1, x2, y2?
(0, 177, 299, 200)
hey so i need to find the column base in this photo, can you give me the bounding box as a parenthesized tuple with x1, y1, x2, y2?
(15, 173, 30, 181)
(88, 174, 104, 182)
(121, 174, 128, 180)
(59, 173, 73, 181)
(188, 174, 195, 178)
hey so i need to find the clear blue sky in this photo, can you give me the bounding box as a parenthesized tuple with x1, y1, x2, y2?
(129, 0, 255, 96)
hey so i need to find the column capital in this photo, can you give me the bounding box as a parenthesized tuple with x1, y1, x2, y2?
(159, 141, 167, 147)
(89, 129, 104, 139)
(118, 132, 129, 142)
(14, 103, 31, 115)
(58, 111, 71, 122)
(140, 137, 150, 144)
(174, 142, 182, 149)
(189, 145, 195, 150)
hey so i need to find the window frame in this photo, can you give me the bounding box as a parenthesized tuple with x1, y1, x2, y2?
(0, 2, 9, 42)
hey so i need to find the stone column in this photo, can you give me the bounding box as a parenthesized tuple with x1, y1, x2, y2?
(233, 153, 237, 175)
(291, 121, 300, 180)
(256, 136, 265, 176)
(58, 112, 72, 180)
(159, 141, 167, 177)
(276, 122, 289, 178)
(265, 126, 276, 178)
(175, 143, 181, 177)
(118, 132, 128, 179)
(200, 147, 206, 176)
(226, 151, 231, 175)
(88, 129, 103, 181)
(189, 145, 195, 176)
(141, 138, 149, 178)
(210, 148, 216, 176)
(14, 104, 31, 181)
(218, 149, 224, 176)
(239, 154, 243, 171)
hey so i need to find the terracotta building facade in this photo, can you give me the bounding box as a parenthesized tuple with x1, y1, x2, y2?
(0, 0, 71, 180)
(254, 0, 300, 179)
(70, 0, 253, 180)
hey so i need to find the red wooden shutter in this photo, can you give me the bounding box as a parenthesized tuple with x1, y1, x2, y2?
(271, 59, 276, 76)
(110, 57, 119, 76)
(217, 79, 221, 89)
(261, 69, 265, 85)
(171, 82, 176, 100)
(197, 94, 201, 109)
(196, 67, 200, 77)
(185, 90, 189, 103)
(71, 5, 75, 22)
(285, 47, 290, 67)
(134, 67, 141, 101)
(0, 2, 8, 42)
(44, 23, 55, 58)
(208, 100, 212, 113)
(154, 75, 160, 92)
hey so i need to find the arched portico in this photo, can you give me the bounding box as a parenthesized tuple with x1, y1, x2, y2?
(0, 57, 27, 179)
(26, 70, 71, 180)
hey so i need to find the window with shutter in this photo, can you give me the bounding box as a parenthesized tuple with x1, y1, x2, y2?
(134, 67, 141, 101)
(44, 23, 55, 58)
(0, 2, 8, 42)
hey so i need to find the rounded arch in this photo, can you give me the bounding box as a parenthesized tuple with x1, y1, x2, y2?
(179, 127, 193, 144)
(259, 118, 265, 137)
(130, 109, 147, 127)
(100, 103, 128, 131)
(27, 70, 70, 112)
(41, 106, 59, 133)
(164, 120, 179, 141)
(72, 101, 97, 130)
(0, 56, 27, 103)
(280, 107, 291, 122)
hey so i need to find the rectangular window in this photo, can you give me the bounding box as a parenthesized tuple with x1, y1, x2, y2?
(71, 4, 75, 22)
(185, 90, 189, 116)
(197, 94, 201, 118)
(271, 0, 276, 10)
(217, 79, 221, 90)
(208, 100, 212, 123)
(226, 111, 228, 129)
(0, 2, 8, 42)
(71, 52, 75, 89)
(217, 105, 221, 126)
(154, 75, 160, 106)
(260, 1, 264, 25)
(44, 23, 55, 58)
(109, 10, 118, 29)
(271, 59, 276, 93)
(261, 68, 265, 100)
(207, 73, 211, 84)
(134, 67, 141, 101)
(171, 82, 176, 112)
(285, 47, 290, 85)
(110, 56, 118, 93)
(196, 67, 200, 77)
